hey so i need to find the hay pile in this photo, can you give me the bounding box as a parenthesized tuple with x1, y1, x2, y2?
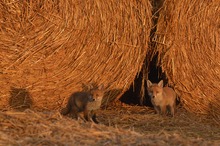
(0, 0, 152, 109)
(154, 0, 220, 116)
(0, 106, 220, 145)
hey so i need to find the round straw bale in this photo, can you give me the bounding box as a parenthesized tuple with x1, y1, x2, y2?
(0, 0, 152, 110)
(154, 0, 220, 115)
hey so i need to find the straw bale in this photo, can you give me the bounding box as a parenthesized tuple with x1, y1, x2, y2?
(153, 0, 220, 115)
(0, 0, 152, 109)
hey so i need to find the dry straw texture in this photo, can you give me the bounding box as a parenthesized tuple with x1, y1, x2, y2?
(154, 0, 220, 115)
(0, 0, 152, 110)
(1, 106, 220, 145)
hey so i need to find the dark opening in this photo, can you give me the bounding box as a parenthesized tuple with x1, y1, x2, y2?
(119, 54, 165, 107)
(120, 0, 166, 107)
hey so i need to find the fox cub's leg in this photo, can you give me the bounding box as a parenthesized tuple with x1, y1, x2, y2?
(154, 105, 160, 114)
(160, 105, 167, 116)
(170, 103, 176, 117)
(83, 110, 99, 124)
(69, 106, 80, 120)
(76, 112, 87, 122)
(91, 110, 99, 124)
(83, 110, 90, 122)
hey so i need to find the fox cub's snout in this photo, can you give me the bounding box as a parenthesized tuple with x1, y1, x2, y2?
(147, 80, 177, 116)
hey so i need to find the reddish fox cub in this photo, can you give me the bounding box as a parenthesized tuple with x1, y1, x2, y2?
(84, 85, 104, 123)
(147, 80, 177, 116)
(61, 85, 105, 123)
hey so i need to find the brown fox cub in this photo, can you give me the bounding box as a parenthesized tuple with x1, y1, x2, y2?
(61, 85, 105, 123)
(147, 80, 177, 116)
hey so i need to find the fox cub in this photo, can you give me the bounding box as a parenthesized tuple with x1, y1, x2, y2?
(84, 85, 105, 123)
(147, 80, 177, 116)
(61, 84, 105, 123)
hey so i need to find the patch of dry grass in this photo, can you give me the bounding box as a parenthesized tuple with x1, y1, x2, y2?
(0, 103, 220, 145)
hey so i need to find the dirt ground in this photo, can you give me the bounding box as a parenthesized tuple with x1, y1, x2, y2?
(0, 102, 220, 146)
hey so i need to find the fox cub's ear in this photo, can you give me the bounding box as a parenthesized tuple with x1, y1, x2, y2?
(98, 84, 104, 90)
(147, 80, 152, 87)
(158, 80, 164, 88)
(81, 83, 90, 92)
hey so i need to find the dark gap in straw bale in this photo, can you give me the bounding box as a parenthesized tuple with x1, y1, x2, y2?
(120, 74, 144, 105)
(0, 0, 152, 110)
(9, 87, 33, 111)
(153, 0, 220, 117)
(120, 0, 166, 107)
(146, 0, 166, 84)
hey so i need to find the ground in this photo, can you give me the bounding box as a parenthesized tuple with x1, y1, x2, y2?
(0, 102, 220, 146)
